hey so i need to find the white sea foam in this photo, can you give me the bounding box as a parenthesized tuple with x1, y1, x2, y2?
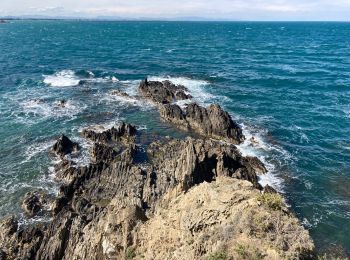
(23, 140, 55, 164)
(237, 123, 286, 191)
(20, 99, 86, 119)
(43, 70, 119, 87)
(43, 70, 80, 87)
(101, 79, 154, 111)
(65, 136, 93, 167)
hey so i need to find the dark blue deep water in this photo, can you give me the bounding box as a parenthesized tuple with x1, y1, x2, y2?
(0, 21, 350, 255)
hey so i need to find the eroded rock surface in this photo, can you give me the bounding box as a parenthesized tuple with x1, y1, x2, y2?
(136, 177, 314, 260)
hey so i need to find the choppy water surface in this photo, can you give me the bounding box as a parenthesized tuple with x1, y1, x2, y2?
(0, 21, 350, 254)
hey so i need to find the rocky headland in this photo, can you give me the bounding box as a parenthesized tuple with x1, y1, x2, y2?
(0, 79, 315, 259)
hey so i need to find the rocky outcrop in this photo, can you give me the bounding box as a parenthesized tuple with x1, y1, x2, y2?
(0, 216, 44, 260)
(139, 79, 192, 104)
(160, 103, 245, 144)
(52, 135, 79, 157)
(145, 137, 265, 199)
(138, 79, 244, 144)
(21, 191, 52, 217)
(82, 122, 136, 144)
(136, 177, 314, 260)
(0, 118, 314, 259)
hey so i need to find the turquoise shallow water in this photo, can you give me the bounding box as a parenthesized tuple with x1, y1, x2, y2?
(0, 21, 350, 254)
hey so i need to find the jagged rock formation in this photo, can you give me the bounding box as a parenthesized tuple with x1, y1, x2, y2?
(138, 79, 245, 144)
(160, 103, 245, 144)
(139, 79, 192, 104)
(82, 122, 136, 144)
(0, 119, 314, 259)
(52, 135, 79, 157)
(21, 191, 52, 217)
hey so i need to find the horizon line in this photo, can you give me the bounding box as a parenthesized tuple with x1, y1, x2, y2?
(1, 17, 350, 23)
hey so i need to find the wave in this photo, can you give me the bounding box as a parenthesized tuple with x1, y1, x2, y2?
(43, 70, 81, 87)
(18, 99, 87, 121)
(43, 70, 119, 87)
(22, 140, 55, 164)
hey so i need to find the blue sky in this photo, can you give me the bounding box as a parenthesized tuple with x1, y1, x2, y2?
(1, 0, 350, 21)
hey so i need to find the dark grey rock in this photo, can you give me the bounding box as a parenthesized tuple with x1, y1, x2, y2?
(52, 135, 79, 157)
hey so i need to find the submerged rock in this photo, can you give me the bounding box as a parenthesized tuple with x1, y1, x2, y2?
(109, 89, 131, 98)
(52, 135, 79, 157)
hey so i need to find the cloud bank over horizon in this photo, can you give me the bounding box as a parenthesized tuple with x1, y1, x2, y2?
(1, 0, 350, 21)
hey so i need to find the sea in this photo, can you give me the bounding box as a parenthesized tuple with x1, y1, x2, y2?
(0, 20, 349, 255)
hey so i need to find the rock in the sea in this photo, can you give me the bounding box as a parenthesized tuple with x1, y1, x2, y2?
(159, 103, 245, 144)
(138, 79, 244, 143)
(21, 191, 48, 217)
(187, 103, 245, 144)
(145, 137, 263, 199)
(52, 135, 79, 157)
(139, 79, 191, 104)
(159, 104, 189, 130)
(263, 184, 277, 194)
(109, 89, 131, 98)
(82, 122, 136, 144)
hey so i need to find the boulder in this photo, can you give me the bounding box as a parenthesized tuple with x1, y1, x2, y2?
(52, 135, 79, 157)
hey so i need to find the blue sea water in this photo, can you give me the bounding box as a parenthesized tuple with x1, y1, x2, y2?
(0, 20, 350, 255)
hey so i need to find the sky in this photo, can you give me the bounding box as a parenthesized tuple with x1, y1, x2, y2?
(0, 0, 350, 21)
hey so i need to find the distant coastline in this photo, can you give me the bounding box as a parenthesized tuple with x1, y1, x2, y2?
(1, 16, 350, 22)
